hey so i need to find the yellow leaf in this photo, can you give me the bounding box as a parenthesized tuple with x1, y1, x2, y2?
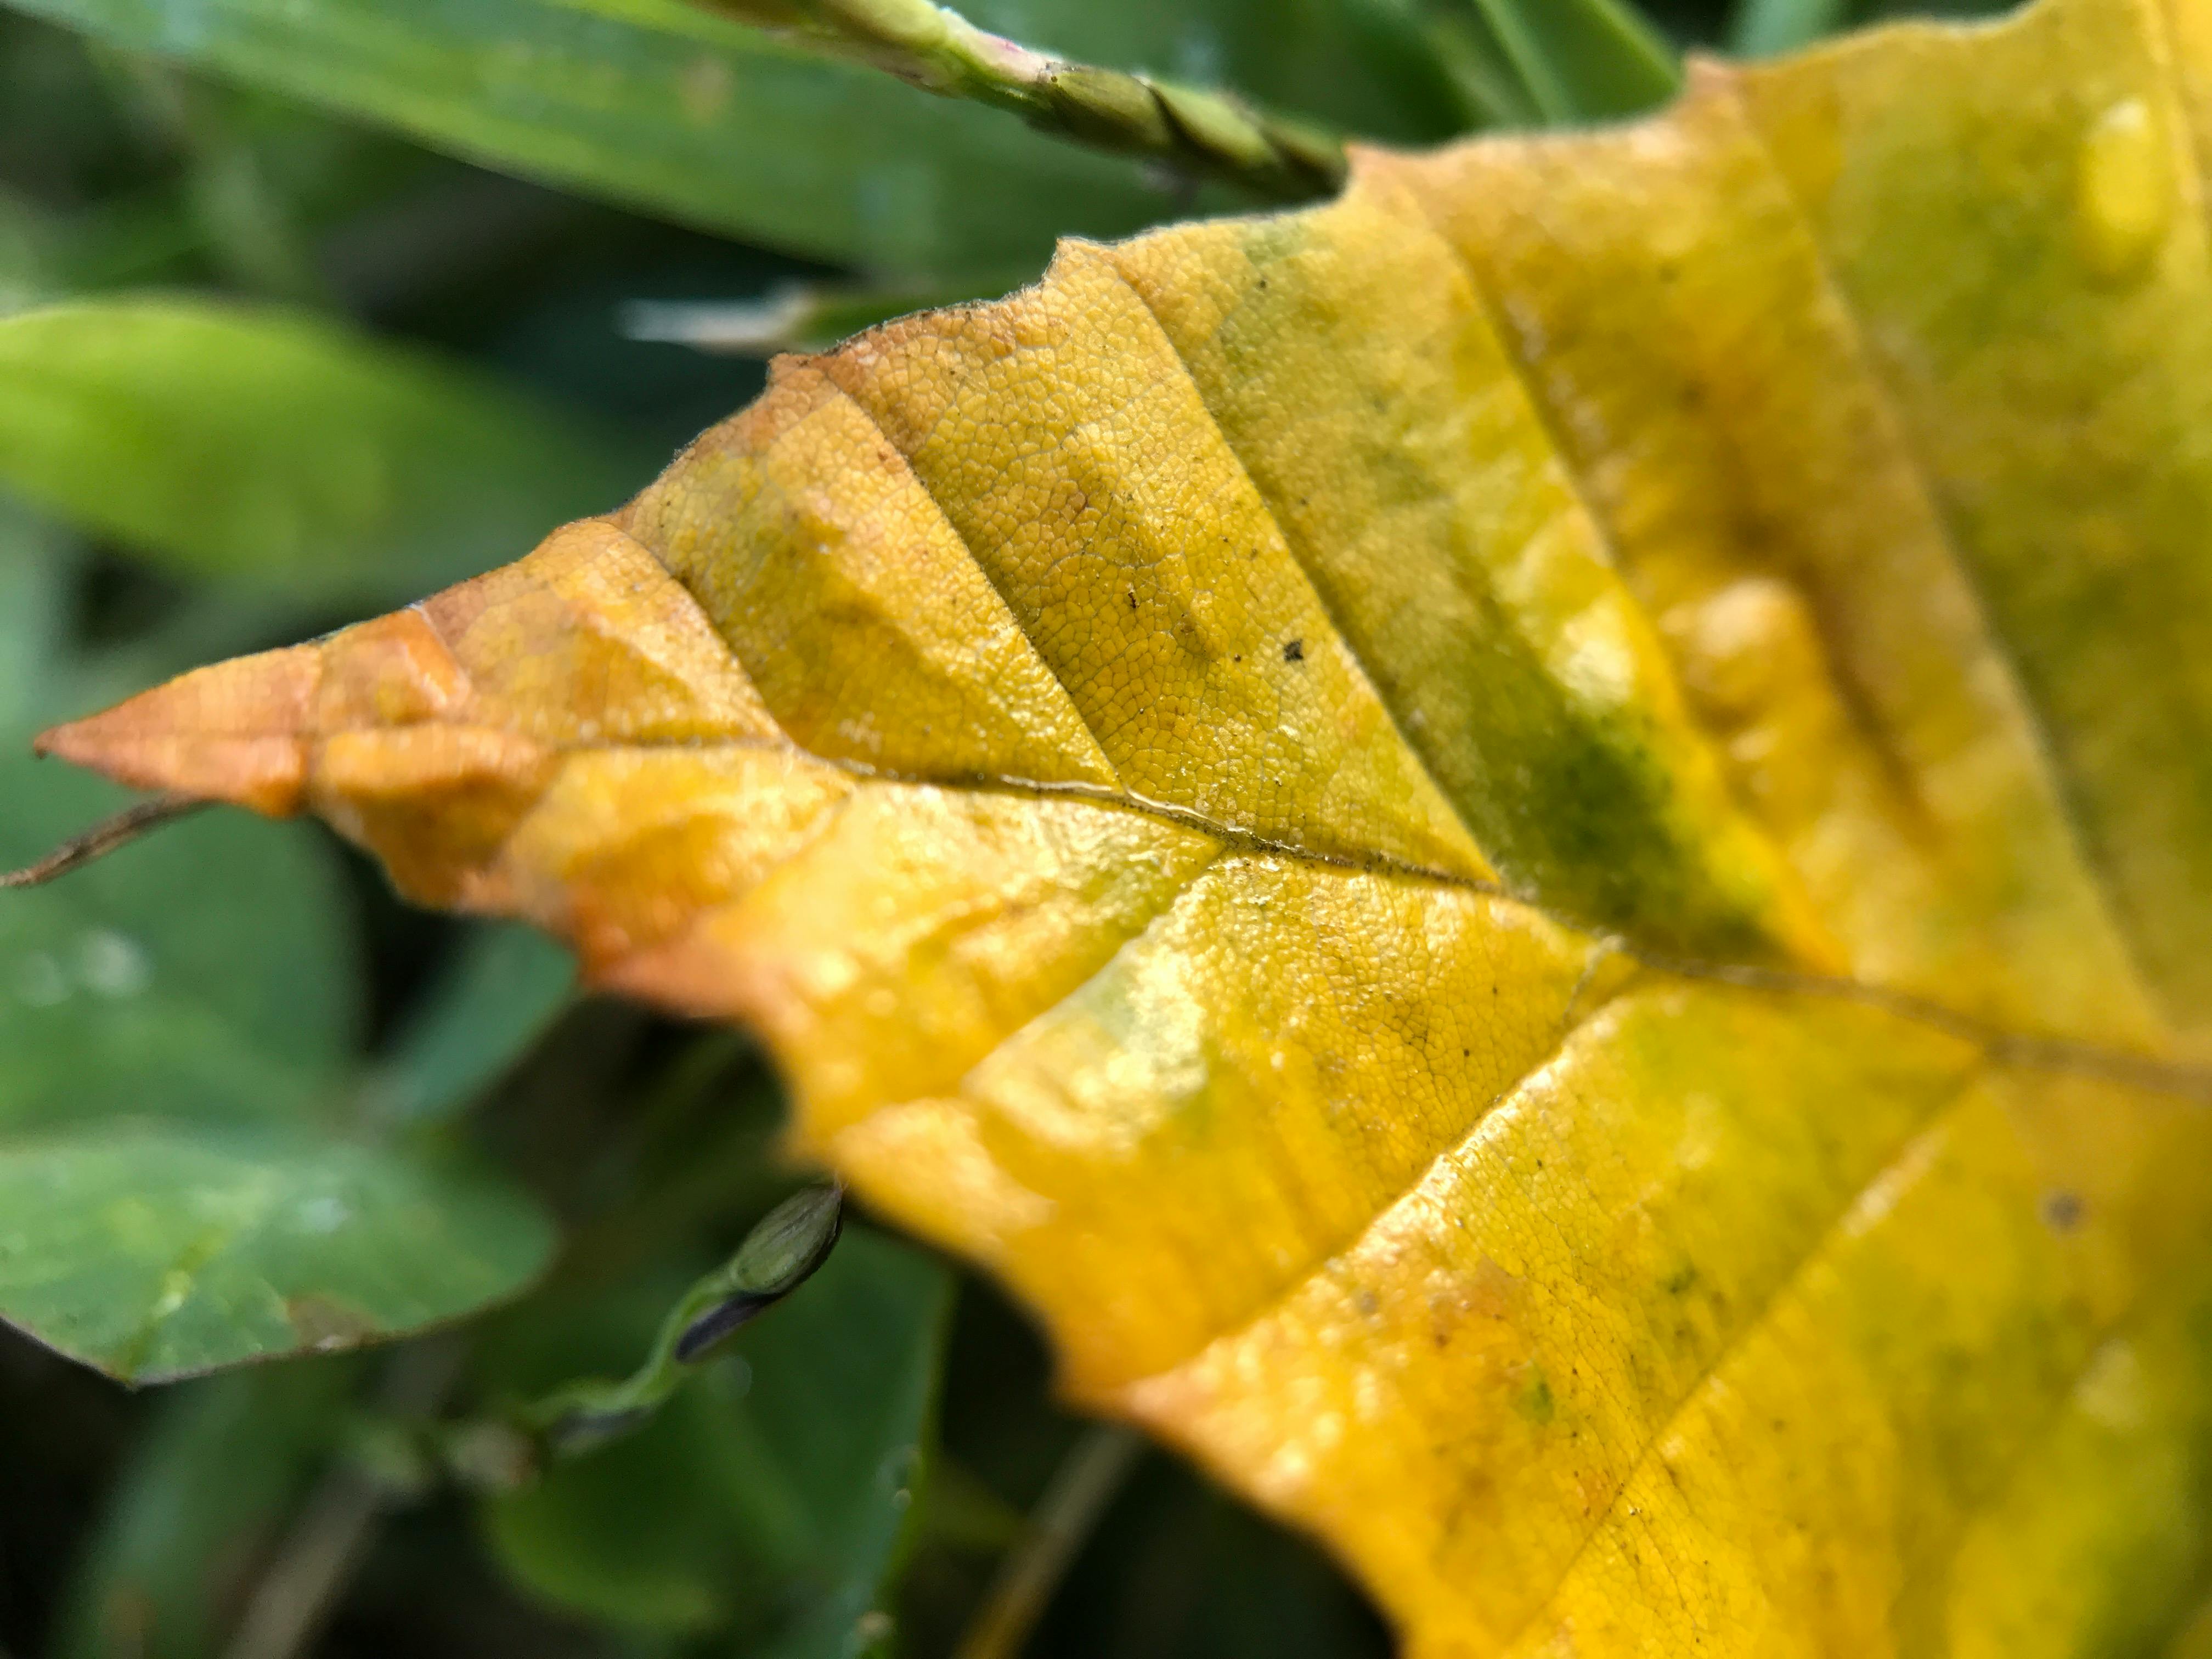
(38, 0, 2212, 1648)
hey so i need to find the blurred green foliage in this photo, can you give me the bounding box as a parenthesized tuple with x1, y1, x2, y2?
(483, 1227, 950, 1653)
(0, 299, 643, 603)
(0, 0, 2019, 1654)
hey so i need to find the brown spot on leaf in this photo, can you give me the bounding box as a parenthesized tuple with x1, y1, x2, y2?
(286, 1294, 381, 1352)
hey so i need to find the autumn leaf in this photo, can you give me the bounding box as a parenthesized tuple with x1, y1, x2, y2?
(32, 0, 2212, 1647)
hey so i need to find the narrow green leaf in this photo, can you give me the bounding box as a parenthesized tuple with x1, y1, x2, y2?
(0, 297, 640, 603)
(1430, 8, 1547, 127)
(1469, 0, 1681, 121)
(483, 1227, 952, 1650)
(1241, 0, 1509, 136)
(1730, 0, 1850, 54)
(2, 0, 1477, 282)
(1, 0, 1170, 280)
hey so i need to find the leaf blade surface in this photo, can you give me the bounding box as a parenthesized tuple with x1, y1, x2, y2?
(37, 0, 2212, 1647)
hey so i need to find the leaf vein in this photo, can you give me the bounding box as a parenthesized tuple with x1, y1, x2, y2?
(1099, 258, 1494, 889)
(1720, 70, 2164, 1023)
(1494, 1087, 1974, 1650)
(816, 379, 1130, 794)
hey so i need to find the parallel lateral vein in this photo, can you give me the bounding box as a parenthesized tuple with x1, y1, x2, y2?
(1723, 72, 2164, 1029)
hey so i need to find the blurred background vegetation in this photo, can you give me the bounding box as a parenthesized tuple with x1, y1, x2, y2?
(0, 0, 2017, 1654)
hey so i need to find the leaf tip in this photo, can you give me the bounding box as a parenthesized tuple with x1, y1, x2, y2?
(35, 645, 320, 817)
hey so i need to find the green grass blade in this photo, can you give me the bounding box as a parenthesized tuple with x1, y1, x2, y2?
(1467, 0, 1681, 122)
(0, 297, 641, 605)
(1731, 0, 1851, 55)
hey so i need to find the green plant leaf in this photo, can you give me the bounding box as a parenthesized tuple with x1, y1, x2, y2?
(0, 0, 1471, 284)
(0, 0, 1158, 281)
(0, 755, 356, 1132)
(1729, 0, 1850, 54)
(0, 297, 640, 603)
(483, 1226, 952, 1652)
(0, 1122, 552, 1381)
(0, 520, 556, 1383)
(1468, 0, 1680, 120)
(0, 761, 559, 1380)
(2, 501, 352, 1129)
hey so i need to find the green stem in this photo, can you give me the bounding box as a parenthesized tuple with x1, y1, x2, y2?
(520, 1184, 845, 1457)
(691, 0, 1345, 199)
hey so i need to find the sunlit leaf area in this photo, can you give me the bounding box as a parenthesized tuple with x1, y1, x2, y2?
(6, 0, 2159, 1655)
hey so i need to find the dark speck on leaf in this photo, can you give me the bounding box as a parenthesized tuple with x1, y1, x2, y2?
(1283, 639, 1304, 662)
(2041, 1190, 2084, 1232)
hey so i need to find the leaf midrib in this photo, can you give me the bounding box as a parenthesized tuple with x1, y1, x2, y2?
(463, 728, 2212, 1106)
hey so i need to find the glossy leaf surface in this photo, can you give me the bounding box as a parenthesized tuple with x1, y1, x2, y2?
(40, 0, 2212, 1647)
(0, 1123, 551, 1381)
